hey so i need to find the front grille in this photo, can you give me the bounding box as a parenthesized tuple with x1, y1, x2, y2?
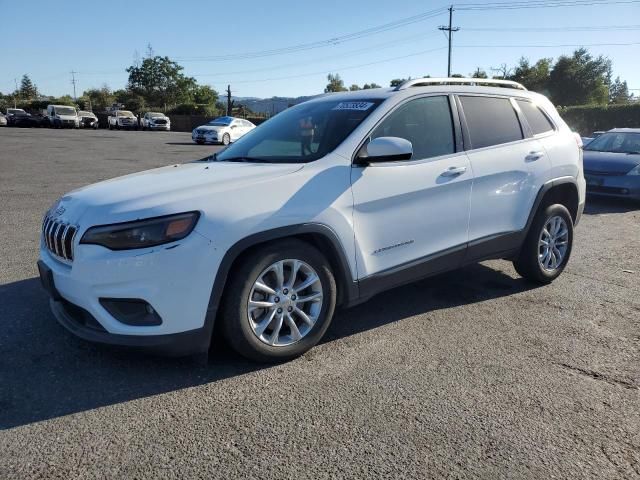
(587, 185, 630, 195)
(153, 119, 167, 125)
(42, 216, 78, 261)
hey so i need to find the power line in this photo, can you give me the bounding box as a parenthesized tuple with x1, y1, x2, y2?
(174, 7, 448, 62)
(438, 6, 460, 77)
(463, 24, 640, 31)
(457, 41, 640, 47)
(455, 0, 640, 10)
(218, 46, 448, 85)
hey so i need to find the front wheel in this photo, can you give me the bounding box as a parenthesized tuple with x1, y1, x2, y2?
(220, 239, 337, 362)
(513, 203, 574, 283)
(222, 133, 230, 146)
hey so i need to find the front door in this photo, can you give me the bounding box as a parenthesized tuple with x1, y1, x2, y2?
(351, 95, 473, 282)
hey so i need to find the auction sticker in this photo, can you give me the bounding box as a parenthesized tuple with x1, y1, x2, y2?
(332, 102, 374, 111)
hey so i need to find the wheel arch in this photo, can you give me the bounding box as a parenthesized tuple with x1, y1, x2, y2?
(203, 223, 358, 346)
(525, 177, 580, 235)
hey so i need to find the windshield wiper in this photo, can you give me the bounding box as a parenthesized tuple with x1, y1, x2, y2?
(219, 156, 271, 163)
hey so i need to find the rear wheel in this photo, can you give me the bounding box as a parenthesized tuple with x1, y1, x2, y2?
(513, 204, 573, 283)
(220, 239, 337, 362)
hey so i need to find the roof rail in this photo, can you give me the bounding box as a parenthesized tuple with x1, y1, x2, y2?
(395, 77, 527, 91)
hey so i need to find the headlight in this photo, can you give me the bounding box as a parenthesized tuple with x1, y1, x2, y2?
(80, 212, 200, 250)
(628, 164, 640, 176)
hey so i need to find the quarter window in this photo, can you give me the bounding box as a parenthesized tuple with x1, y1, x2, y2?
(371, 96, 455, 160)
(516, 99, 554, 135)
(460, 96, 523, 149)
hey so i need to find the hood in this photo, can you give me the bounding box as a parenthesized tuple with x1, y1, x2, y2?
(195, 125, 226, 132)
(583, 150, 640, 174)
(53, 161, 304, 226)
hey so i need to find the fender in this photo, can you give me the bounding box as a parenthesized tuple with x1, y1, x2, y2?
(203, 223, 359, 343)
(524, 176, 579, 235)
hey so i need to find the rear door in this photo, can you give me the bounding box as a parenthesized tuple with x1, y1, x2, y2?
(457, 95, 550, 246)
(351, 95, 472, 280)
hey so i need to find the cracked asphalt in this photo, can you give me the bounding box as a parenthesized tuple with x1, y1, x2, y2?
(1, 128, 638, 479)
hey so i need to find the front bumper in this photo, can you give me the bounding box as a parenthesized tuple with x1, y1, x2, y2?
(192, 133, 218, 143)
(584, 173, 640, 200)
(148, 124, 170, 130)
(38, 230, 221, 356)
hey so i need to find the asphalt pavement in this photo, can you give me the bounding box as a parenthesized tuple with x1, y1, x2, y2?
(0, 127, 638, 479)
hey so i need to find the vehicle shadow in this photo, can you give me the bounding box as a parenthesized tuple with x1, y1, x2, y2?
(0, 263, 537, 430)
(584, 196, 639, 215)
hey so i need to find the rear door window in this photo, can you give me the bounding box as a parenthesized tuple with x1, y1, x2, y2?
(516, 99, 554, 135)
(459, 96, 523, 149)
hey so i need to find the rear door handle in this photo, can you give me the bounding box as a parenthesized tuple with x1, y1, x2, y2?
(525, 151, 545, 161)
(441, 166, 467, 177)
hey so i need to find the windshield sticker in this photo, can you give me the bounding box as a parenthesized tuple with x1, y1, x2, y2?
(332, 101, 374, 111)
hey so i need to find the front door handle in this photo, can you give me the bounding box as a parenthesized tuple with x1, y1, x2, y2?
(441, 165, 467, 177)
(525, 151, 545, 161)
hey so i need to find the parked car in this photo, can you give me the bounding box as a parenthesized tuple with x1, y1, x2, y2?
(0, 112, 7, 126)
(6, 108, 27, 120)
(141, 112, 170, 131)
(38, 78, 585, 362)
(108, 110, 138, 130)
(192, 116, 255, 145)
(47, 105, 79, 128)
(7, 110, 42, 127)
(583, 128, 640, 200)
(77, 111, 99, 129)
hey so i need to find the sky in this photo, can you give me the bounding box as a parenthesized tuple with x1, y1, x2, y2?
(1, 0, 638, 99)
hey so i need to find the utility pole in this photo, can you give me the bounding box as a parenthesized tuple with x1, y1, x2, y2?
(438, 6, 459, 77)
(70, 71, 78, 101)
(226, 84, 232, 116)
(14, 78, 18, 108)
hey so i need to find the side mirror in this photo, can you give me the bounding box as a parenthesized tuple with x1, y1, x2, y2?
(356, 136, 413, 164)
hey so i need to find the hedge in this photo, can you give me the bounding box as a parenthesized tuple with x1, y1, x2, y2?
(558, 103, 640, 135)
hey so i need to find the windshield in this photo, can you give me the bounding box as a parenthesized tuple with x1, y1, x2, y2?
(118, 111, 135, 117)
(215, 99, 383, 163)
(207, 116, 234, 126)
(55, 107, 76, 116)
(8, 109, 26, 115)
(584, 132, 640, 154)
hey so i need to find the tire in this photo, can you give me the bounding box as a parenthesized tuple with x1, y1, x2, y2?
(222, 133, 230, 146)
(513, 203, 574, 284)
(220, 239, 337, 363)
(196, 140, 205, 145)
(108, 123, 112, 130)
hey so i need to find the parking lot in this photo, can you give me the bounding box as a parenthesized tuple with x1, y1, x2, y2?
(0, 127, 638, 478)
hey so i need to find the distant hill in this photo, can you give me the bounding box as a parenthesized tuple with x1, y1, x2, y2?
(232, 95, 320, 114)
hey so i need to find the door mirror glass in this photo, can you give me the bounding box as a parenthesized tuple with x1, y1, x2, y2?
(358, 137, 413, 164)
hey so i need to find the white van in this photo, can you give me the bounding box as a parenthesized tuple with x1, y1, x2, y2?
(47, 105, 79, 128)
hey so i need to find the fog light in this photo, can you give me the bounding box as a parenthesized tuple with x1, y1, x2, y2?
(100, 298, 162, 326)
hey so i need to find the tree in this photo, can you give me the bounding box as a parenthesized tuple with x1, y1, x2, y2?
(19, 74, 38, 99)
(82, 86, 116, 111)
(548, 48, 611, 106)
(450, 73, 465, 78)
(363, 83, 381, 89)
(192, 85, 218, 105)
(471, 68, 488, 79)
(609, 76, 633, 104)
(349, 84, 361, 91)
(126, 55, 198, 107)
(390, 78, 409, 87)
(509, 57, 552, 93)
(490, 63, 512, 79)
(324, 73, 347, 93)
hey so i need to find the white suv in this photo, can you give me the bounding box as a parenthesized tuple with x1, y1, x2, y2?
(38, 78, 585, 362)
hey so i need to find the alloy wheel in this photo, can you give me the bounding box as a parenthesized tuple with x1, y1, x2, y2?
(538, 215, 569, 272)
(247, 259, 323, 347)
